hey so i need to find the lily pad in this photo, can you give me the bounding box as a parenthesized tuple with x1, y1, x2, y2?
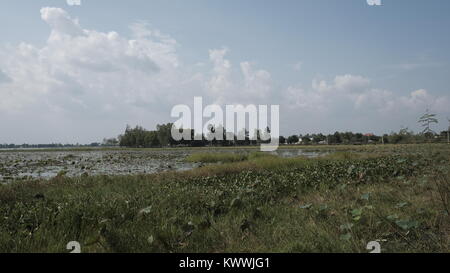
(340, 233, 352, 241)
(339, 223, 354, 231)
(395, 219, 419, 230)
(299, 203, 313, 209)
(387, 214, 399, 221)
(360, 193, 371, 201)
(395, 202, 409, 208)
(351, 208, 363, 221)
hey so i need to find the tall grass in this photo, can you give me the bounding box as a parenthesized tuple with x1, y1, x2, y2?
(185, 152, 248, 163)
(185, 151, 279, 164)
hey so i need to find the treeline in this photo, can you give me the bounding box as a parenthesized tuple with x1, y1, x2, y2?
(118, 124, 173, 148)
(117, 124, 450, 148)
(0, 139, 119, 149)
(285, 128, 449, 145)
(2, 125, 447, 150)
(117, 124, 272, 148)
(0, 143, 103, 149)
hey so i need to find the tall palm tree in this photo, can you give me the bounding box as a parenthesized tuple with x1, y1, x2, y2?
(418, 109, 438, 136)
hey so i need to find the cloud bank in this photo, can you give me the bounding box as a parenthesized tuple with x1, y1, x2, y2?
(0, 7, 448, 143)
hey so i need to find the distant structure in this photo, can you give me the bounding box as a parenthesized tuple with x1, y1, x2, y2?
(67, 0, 81, 6)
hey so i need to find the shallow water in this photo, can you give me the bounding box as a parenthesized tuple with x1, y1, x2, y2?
(0, 148, 328, 181)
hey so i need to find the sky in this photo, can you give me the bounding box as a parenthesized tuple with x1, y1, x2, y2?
(0, 0, 449, 144)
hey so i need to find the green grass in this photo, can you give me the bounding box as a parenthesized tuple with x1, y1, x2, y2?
(185, 152, 248, 163)
(185, 151, 279, 164)
(0, 144, 449, 253)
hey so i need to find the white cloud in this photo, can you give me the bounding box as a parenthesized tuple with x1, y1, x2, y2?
(0, 7, 189, 115)
(284, 75, 449, 134)
(399, 89, 450, 113)
(0, 7, 197, 142)
(206, 48, 233, 98)
(290, 75, 448, 115)
(41, 7, 84, 38)
(333, 74, 371, 93)
(0, 7, 449, 143)
(240, 61, 272, 100)
(204, 49, 273, 105)
(0, 7, 276, 143)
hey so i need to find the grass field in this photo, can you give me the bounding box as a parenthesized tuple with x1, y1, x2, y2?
(0, 144, 449, 253)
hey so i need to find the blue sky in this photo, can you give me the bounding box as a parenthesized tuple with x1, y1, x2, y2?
(0, 0, 449, 143)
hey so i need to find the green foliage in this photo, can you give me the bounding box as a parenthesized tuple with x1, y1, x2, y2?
(119, 125, 161, 148)
(185, 152, 247, 163)
(156, 123, 174, 147)
(185, 151, 278, 163)
(287, 135, 299, 144)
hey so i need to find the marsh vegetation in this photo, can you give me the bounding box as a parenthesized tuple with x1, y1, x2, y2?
(0, 144, 449, 253)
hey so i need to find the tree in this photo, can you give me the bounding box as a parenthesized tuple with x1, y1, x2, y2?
(333, 132, 342, 144)
(287, 135, 299, 144)
(156, 123, 174, 147)
(418, 109, 438, 137)
(103, 138, 118, 146)
(301, 136, 311, 145)
(388, 127, 414, 144)
(341, 132, 353, 144)
(312, 133, 325, 144)
(144, 131, 160, 147)
(118, 125, 132, 147)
